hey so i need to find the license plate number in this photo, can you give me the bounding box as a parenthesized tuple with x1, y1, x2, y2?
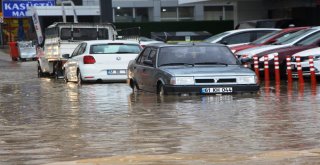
(107, 69, 126, 75)
(201, 87, 233, 94)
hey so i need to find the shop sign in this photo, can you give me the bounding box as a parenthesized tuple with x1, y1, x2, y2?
(2, 0, 55, 18)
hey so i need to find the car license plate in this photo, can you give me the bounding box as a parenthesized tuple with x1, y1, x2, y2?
(201, 87, 233, 94)
(107, 69, 126, 75)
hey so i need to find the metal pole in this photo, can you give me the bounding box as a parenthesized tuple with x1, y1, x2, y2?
(100, 0, 113, 23)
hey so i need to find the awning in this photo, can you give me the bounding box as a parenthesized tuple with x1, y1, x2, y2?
(178, 0, 209, 4)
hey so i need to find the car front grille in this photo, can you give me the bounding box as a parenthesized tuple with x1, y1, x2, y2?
(195, 78, 237, 84)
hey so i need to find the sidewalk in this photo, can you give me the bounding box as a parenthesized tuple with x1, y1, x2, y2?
(0, 46, 11, 61)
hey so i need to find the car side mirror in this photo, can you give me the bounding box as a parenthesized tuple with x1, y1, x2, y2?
(62, 54, 70, 59)
(240, 58, 251, 64)
(143, 60, 153, 67)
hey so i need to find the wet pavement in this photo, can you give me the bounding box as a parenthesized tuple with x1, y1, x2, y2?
(1, 49, 320, 165)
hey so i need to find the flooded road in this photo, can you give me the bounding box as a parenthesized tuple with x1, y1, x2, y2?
(1, 51, 320, 165)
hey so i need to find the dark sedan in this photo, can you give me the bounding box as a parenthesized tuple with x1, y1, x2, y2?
(127, 43, 259, 95)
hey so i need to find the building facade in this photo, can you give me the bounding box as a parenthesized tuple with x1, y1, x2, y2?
(0, 0, 318, 43)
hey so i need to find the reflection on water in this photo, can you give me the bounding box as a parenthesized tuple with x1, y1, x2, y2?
(1, 62, 320, 164)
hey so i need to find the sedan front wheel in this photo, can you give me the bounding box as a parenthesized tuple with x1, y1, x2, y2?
(157, 83, 166, 95)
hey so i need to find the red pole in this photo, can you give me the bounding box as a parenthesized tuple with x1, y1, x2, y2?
(296, 56, 304, 84)
(264, 55, 270, 82)
(253, 55, 260, 82)
(274, 54, 281, 83)
(309, 56, 317, 84)
(286, 55, 292, 83)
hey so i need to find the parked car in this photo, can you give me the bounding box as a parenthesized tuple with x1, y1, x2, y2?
(203, 28, 280, 46)
(62, 40, 142, 84)
(235, 26, 319, 60)
(138, 36, 164, 48)
(291, 47, 320, 77)
(127, 43, 259, 95)
(235, 18, 298, 29)
(252, 30, 320, 77)
(230, 27, 308, 53)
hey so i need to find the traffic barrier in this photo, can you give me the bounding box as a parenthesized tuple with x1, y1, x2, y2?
(309, 56, 317, 84)
(296, 56, 304, 84)
(274, 54, 280, 83)
(264, 55, 270, 82)
(253, 55, 260, 82)
(286, 56, 293, 83)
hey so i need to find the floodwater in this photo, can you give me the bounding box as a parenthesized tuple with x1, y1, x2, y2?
(1, 51, 320, 165)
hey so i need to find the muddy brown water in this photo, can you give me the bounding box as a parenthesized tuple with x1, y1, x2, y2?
(1, 52, 320, 165)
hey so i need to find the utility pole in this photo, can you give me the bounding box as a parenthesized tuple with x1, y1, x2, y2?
(100, 0, 113, 23)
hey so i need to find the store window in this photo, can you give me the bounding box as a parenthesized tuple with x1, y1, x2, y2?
(161, 7, 194, 21)
(204, 6, 223, 20)
(225, 6, 234, 20)
(179, 7, 194, 21)
(135, 8, 149, 22)
(161, 7, 177, 21)
(115, 7, 133, 22)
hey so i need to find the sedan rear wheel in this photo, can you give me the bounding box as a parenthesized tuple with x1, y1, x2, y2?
(132, 81, 139, 93)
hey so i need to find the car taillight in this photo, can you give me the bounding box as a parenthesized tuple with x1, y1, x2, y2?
(83, 55, 96, 64)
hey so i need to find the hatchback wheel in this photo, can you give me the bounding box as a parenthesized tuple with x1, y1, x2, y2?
(77, 71, 83, 85)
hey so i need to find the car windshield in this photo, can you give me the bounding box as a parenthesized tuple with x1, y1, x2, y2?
(272, 28, 314, 45)
(203, 31, 231, 42)
(90, 44, 141, 54)
(251, 31, 279, 44)
(157, 46, 239, 67)
(295, 31, 320, 46)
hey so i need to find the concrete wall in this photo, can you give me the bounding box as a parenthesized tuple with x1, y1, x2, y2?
(236, 0, 268, 23)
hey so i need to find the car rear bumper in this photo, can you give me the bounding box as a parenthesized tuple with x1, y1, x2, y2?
(163, 84, 260, 95)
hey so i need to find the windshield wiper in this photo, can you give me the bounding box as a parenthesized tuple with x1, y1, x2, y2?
(194, 62, 229, 66)
(159, 63, 194, 67)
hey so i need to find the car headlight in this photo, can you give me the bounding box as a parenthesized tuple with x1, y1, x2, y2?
(231, 49, 236, 53)
(170, 77, 194, 85)
(237, 76, 257, 84)
(259, 52, 278, 62)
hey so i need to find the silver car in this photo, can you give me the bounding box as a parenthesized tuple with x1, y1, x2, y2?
(127, 43, 259, 95)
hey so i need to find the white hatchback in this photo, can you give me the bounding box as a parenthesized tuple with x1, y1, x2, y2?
(62, 40, 142, 84)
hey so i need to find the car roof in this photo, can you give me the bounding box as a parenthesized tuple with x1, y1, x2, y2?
(83, 40, 140, 45)
(225, 28, 281, 34)
(145, 42, 227, 48)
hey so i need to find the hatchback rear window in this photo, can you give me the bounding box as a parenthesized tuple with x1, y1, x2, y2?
(90, 44, 141, 54)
